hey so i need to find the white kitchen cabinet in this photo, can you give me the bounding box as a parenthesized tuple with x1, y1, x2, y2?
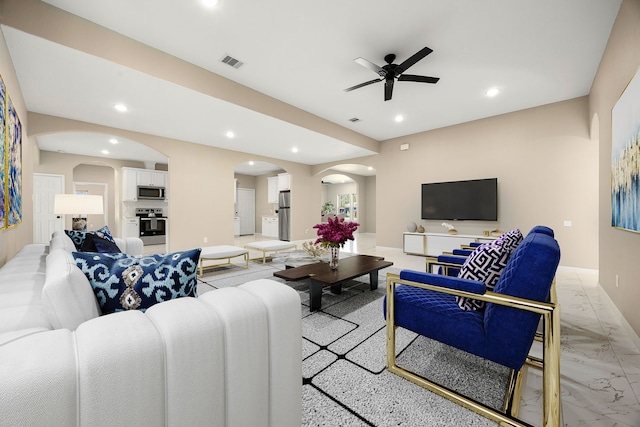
(262, 216, 279, 238)
(277, 173, 291, 191)
(137, 170, 166, 187)
(122, 168, 138, 201)
(122, 217, 140, 239)
(122, 167, 169, 202)
(267, 176, 278, 203)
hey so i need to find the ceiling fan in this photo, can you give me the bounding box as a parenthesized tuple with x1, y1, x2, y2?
(344, 46, 439, 101)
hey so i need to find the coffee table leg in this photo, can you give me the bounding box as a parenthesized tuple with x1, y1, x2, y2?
(369, 271, 379, 290)
(309, 279, 323, 311)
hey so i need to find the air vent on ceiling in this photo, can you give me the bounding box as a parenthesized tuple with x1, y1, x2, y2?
(348, 117, 360, 123)
(220, 54, 244, 69)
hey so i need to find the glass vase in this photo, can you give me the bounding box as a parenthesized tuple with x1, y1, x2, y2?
(329, 246, 339, 270)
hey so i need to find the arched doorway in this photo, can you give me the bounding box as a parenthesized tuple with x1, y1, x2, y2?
(33, 132, 168, 245)
(233, 160, 285, 239)
(318, 164, 376, 233)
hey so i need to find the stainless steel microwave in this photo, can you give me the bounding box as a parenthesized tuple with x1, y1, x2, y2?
(137, 186, 166, 200)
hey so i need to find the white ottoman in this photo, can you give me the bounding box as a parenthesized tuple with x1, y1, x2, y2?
(245, 241, 297, 264)
(199, 245, 249, 276)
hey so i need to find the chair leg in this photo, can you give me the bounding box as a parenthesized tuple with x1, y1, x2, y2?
(503, 368, 525, 418)
(542, 306, 562, 427)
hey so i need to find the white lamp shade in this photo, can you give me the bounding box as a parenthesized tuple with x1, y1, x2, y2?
(54, 194, 104, 215)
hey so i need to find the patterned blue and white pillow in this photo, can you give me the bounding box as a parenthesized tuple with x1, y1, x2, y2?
(66, 225, 116, 250)
(455, 239, 510, 311)
(498, 229, 523, 254)
(73, 248, 201, 315)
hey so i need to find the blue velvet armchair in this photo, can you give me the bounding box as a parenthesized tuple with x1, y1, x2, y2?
(385, 227, 561, 427)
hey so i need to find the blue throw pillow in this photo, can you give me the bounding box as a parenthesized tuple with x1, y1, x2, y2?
(65, 225, 116, 250)
(81, 233, 122, 253)
(73, 248, 201, 314)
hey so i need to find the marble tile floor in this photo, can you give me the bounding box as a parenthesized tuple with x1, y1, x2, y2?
(225, 232, 640, 425)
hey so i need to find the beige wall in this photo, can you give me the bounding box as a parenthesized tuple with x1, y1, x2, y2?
(364, 176, 376, 233)
(376, 96, 598, 269)
(0, 28, 32, 265)
(590, 0, 640, 336)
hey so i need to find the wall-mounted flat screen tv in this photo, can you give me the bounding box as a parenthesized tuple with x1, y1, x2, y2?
(421, 178, 498, 221)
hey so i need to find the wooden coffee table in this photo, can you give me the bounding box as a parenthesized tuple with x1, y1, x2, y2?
(273, 255, 393, 311)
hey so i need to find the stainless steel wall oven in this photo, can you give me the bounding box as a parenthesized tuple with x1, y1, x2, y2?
(136, 208, 166, 245)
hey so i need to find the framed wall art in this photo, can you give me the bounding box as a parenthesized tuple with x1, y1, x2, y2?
(611, 66, 640, 233)
(0, 76, 5, 230)
(6, 94, 21, 228)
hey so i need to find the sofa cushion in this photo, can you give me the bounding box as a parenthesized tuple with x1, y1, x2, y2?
(42, 249, 101, 330)
(65, 226, 115, 250)
(80, 234, 122, 253)
(73, 249, 201, 314)
(50, 232, 77, 253)
(455, 239, 510, 311)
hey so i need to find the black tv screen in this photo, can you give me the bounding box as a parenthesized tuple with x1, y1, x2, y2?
(421, 178, 498, 221)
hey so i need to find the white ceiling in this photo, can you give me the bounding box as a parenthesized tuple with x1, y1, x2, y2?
(2, 0, 622, 176)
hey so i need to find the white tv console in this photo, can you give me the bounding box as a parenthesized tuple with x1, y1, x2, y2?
(403, 232, 496, 256)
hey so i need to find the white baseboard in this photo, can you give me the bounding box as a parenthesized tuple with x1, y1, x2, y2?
(596, 282, 640, 353)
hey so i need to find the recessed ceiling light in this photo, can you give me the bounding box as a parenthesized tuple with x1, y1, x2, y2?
(485, 87, 500, 97)
(394, 114, 404, 122)
(109, 138, 118, 144)
(368, 166, 373, 171)
(291, 147, 298, 153)
(249, 161, 254, 166)
(225, 131, 235, 138)
(201, 0, 219, 8)
(114, 103, 128, 112)
(101, 150, 109, 155)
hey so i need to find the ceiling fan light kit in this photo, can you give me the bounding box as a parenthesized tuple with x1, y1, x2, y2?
(344, 46, 439, 101)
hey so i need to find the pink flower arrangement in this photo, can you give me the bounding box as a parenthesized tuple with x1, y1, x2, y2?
(313, 217, 359, 248)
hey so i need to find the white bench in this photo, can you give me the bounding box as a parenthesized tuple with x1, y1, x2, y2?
(199, 245, 249, 276)
(245, 241, 297, 264)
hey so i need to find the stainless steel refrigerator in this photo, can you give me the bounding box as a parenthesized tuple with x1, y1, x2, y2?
(278, 190, 290, 241)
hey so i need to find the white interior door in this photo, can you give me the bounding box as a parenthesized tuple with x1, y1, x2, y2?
(33, 173, 64, 244)
(236, 188, 255, 235)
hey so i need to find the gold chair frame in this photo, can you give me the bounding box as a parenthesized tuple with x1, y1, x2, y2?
(386, 273, 561, 427)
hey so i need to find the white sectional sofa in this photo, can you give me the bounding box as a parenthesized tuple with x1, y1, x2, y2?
(0, 231, 302, 427)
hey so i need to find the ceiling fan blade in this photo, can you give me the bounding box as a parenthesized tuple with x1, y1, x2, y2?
(384, 79, 394, 101)
(398, 74, 440, 84)
(344, 78, 383, 92)
(395, 47, 433, 75)
(354, 57, 387, 77)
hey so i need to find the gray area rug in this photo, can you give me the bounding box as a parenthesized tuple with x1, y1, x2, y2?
(197, 257, 510, 427)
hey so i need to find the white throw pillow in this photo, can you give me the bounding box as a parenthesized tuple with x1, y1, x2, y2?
(42, 249, 101, 330)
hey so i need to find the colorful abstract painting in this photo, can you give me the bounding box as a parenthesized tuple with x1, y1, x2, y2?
(6, 94, 21, 228)
(612, 67, 640, 232)
(0, 76, 5, 230)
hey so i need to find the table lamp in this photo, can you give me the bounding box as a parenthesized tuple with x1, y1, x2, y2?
(53, 194, 104, 231)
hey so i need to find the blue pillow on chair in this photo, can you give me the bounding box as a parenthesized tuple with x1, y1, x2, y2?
(73, 248, 201, 314)
(455, 239, 510, 311)
(498, 229, 523, 254)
